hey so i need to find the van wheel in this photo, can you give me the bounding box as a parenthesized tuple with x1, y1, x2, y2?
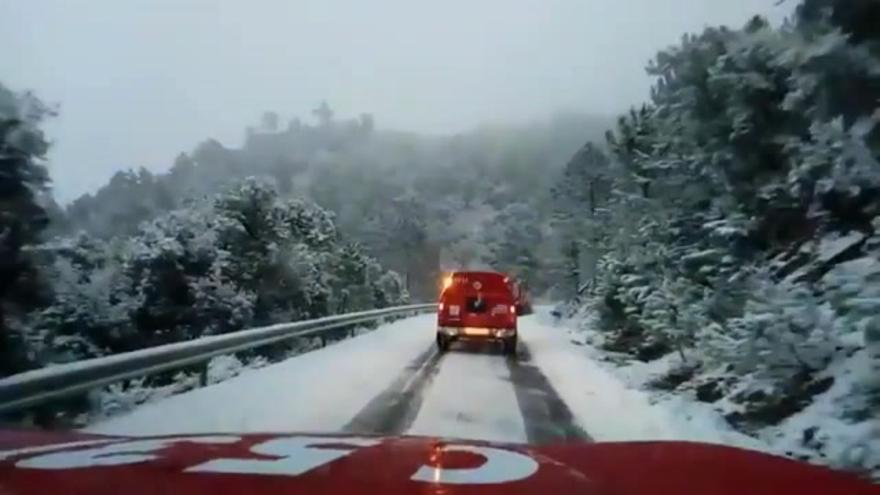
(502, 337, 517, 356)
(436, 334, 450, 353)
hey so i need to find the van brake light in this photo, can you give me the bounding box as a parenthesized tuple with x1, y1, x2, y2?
(439, 302, 445, 312)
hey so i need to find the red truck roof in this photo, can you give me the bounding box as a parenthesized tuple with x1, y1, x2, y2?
(442, 271, 512, 297)
(1, 430, 876, 495)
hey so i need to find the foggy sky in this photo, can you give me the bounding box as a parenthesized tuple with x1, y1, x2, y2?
(0, 0, 794, 202)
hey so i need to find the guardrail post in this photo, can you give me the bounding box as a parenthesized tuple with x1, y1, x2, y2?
(199, 362, 209, 387)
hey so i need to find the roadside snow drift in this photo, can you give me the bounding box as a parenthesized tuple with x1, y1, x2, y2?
(86, 314, 437, 436)
(518, 312, 768, 451)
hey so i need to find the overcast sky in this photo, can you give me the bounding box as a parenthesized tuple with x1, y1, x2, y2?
(0, 0, 794, 202)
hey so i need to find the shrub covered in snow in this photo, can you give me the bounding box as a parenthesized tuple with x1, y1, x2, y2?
(709, 275, 838, 381)
(4, 177, 410, 423)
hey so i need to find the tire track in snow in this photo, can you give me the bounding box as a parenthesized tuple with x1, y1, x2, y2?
(407, 342, 527, 442)
(343, 345, 443, 435)
(507, 342, 593, 444)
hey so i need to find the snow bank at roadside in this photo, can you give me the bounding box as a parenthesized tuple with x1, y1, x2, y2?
(545, 307, 880, 480)
(518, 312, 767, 451)
(759, 346, 880, 477)
(85, 314, 436, 436)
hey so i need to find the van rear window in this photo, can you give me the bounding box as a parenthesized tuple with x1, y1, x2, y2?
(450, 272, 510, 293)
(466, 296, 489, 313)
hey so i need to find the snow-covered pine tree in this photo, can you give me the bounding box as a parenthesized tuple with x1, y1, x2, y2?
(483, 202, 543, 287)
(549, 143, 613, 297)
(0, 83, 54, 376)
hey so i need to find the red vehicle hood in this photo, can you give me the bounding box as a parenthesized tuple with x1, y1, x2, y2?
(0, 430, 876, 495)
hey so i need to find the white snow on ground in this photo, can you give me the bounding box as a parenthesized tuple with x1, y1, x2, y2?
(85, 314, 437, 436)
(86, 307, 770, 454)
(408, 349, 527, 443)
(93, 354, 274, 420)
(818, 231, 866, 263)
(518, 311, 768, 451)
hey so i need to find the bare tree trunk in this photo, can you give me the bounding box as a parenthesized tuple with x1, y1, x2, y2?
(0, 302, 8, 370)
(676, 340, 687, 364)
(864, 317, 880, 392)
(589, 179, 596, 214)
(566, 240, 581, 298)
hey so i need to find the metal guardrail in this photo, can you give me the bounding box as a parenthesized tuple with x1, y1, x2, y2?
(0, 303, 436, 415)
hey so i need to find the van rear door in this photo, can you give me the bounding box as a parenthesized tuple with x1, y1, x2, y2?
(450, 272, 516, 329)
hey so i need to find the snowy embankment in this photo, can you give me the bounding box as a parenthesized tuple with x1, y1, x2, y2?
(750, 333, 880, 476)
(520, 310, 767, 450)
(548, 307, 879, 479)
(86, 314, 437, 436)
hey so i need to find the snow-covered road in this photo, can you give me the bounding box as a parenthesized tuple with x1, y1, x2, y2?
(85, 311, 743, 447)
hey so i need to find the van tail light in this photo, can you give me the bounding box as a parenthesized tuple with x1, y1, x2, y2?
(439, 302, 445, 313)
(510, 305, 516, 315)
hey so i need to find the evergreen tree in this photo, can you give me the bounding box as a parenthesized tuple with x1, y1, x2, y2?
(0, 84, 53, 375)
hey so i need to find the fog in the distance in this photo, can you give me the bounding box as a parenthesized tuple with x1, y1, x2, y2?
(0, 0, 793, 201)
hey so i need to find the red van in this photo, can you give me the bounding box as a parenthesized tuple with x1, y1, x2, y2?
(436, 271, 518, 355)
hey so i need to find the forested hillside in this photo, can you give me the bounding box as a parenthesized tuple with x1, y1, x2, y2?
(56, 108, 609, 300)
(1, 84, 609, 380)
(552, 0, 880, 472)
